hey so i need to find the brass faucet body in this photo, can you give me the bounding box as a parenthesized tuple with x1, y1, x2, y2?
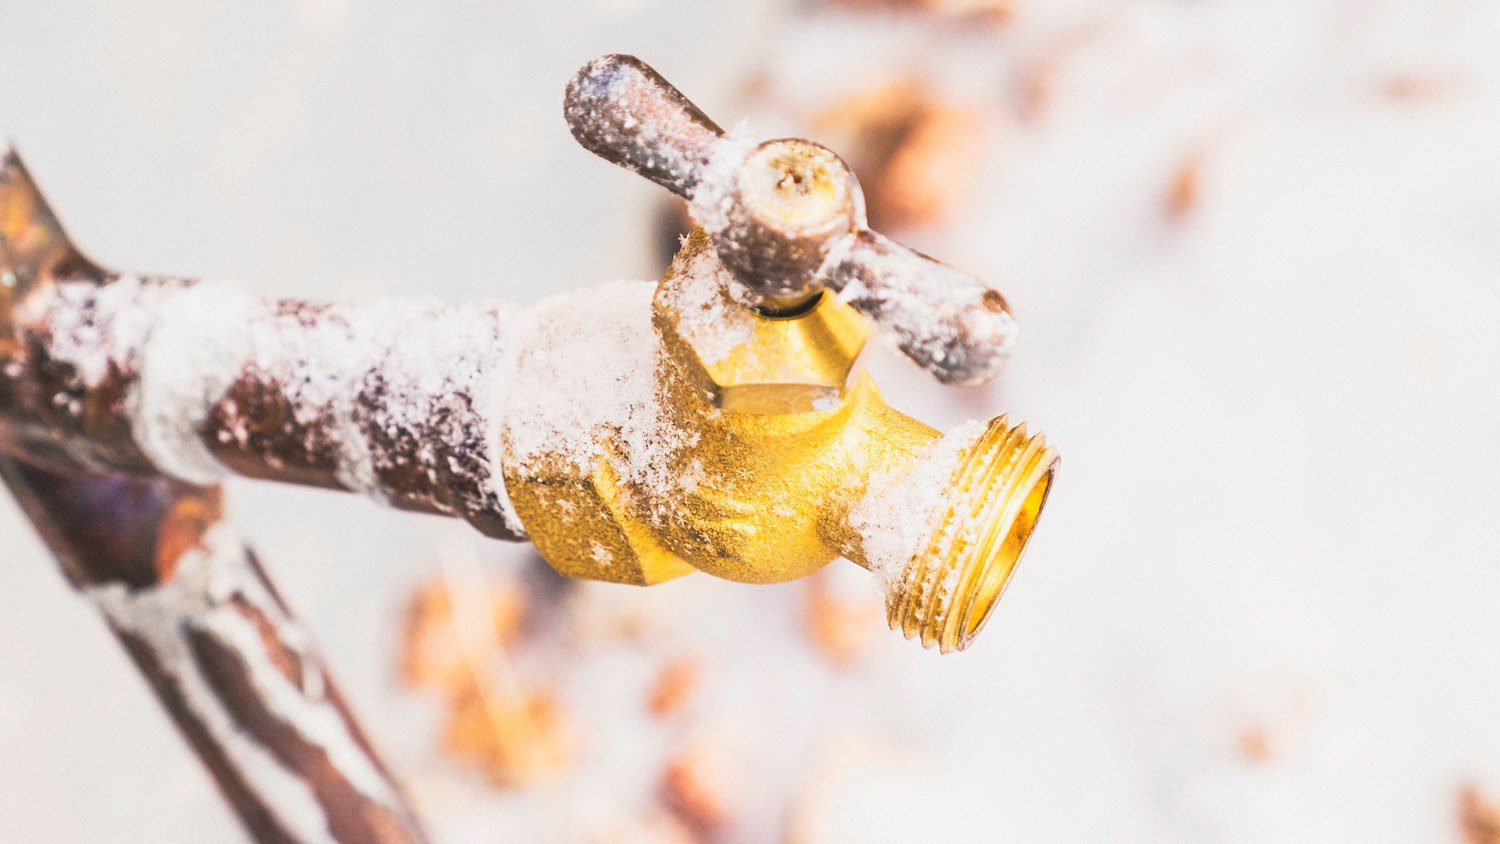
(501, 231, 918, 585)
(501, 232, 1058, 651)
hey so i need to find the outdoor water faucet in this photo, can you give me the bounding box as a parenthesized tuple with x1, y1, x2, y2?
(503, 56, 1060, 652)
(0, 56, 1059, 653)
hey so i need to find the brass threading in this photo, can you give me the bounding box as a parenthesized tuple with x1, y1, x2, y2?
(887, 416, 1059, 653)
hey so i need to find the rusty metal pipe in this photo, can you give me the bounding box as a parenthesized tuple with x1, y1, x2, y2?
(1, 152, 428, 844)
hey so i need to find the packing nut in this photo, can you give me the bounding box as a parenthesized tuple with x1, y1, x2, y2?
(652, 230, 868, 415)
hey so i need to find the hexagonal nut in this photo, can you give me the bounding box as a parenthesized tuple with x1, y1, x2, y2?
(652, 229, 869, 415)
(502, 445, 695, 586)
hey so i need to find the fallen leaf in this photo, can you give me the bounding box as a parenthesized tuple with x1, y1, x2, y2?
(442, 682, 572, 788)
(805, 570, 883, 668)
(1460, 785, 1500, 844)
(649, 656, 702, 719)
(400, 574, 525, 695)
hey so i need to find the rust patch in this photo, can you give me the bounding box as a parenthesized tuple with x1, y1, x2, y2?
(154, 491, 223, 583)
(187, 618, 424, 842)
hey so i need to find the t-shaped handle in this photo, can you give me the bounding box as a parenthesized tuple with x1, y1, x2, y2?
(564, 54, 1018, 387)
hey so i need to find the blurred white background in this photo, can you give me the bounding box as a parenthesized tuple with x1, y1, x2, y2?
(2, 1, 1499, 841)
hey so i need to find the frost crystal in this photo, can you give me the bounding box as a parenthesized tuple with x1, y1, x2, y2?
(686, 129, 757, 234)
(658, 241, 755, 365)
(502, 281, 692, 511)
(132, 283, 261, 483)
(847, 420, 984, 589)
(28, 275, 523, 534)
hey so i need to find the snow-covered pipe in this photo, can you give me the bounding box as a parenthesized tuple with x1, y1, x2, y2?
(0, 149, 429, 844)
(6, 271, 525, 539)
(0, 150, 524, 539)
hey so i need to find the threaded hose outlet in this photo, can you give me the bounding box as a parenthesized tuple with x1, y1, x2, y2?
(849, 415, 1058, 653)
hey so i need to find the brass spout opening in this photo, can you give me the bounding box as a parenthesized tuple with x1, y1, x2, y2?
(882, 416, 1058, 654)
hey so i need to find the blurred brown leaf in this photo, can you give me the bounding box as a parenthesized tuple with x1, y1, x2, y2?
(1460, 785, 1500, 844)
(814, 81, 985, 230)
(1017, 26, 1105, 125)
(805, 570, 883, 668)
(875, 106, 987, 229)
(441, 682, 572, 789)
(822, 0, 1014, 26)
(662, 742, 736, 833)
(1166, 148, 1206, 221)
(649, 656, 702, 719)
(1235, 724, 1275, 764)
(605, 811, 699, 844)
(1381, 74, 1459, 104)
(400, 574, 526, 695)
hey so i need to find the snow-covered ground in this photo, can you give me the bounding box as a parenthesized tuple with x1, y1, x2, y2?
(2, 1, 1498, 841)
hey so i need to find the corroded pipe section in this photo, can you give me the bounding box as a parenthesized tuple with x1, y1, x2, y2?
(2, 151, 429, 842)
(0, 458, 428, 843)
(0, 152, 524, 540)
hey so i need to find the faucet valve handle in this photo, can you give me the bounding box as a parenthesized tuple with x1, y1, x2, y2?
(565, 54, 1017, 386)
(564, 54, 725, 198)
(821, 230, 1017, 386)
